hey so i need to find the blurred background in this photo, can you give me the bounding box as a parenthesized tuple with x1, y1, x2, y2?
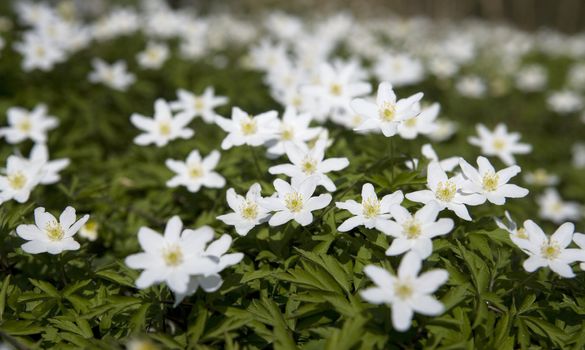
(178, 0, 585, 33)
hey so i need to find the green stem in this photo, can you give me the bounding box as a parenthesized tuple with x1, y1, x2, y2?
(250, 146, 263, 179)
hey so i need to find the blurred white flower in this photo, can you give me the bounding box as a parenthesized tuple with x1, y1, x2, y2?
(136, 41, 169, 69)
(265, 106, 322, 157)
(537, 188, 581, 224)
(572, 143, 585, 168)
(16, 206, 89, 254)
(515, 64, 547, 92)
(131, 99, 194, 147)
(468, 123, 532, 166)
(79, 220, 99, 241)
(166, 150, 225, 193)
(170, 87, 228, 124)
(397, 102, 439, 139)
(0, 104, 58, 144)
(14, 33, 65, 71)
(456, 75, 487, 98)
(88, 58, 135, 91)
(427, 119, 458, 142)
(524, 168, 559, 186)
(547, 90, 583, 115)
(374, 53, 424, 87)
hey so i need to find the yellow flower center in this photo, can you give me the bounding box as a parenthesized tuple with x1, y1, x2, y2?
(35, 46, 46, 57)
(301, 157, 317, 174)
(482, 173, 499, 192)
(394, 282, 413, 300)
(159, 122, 171, 136)
(492, 138, 506, 151)
(435, 181, 456, 202)
(240, 116, 257, 135)
(351, 115, 363, 127)
(292, 96, 303, 107)
(516, 227, 528, 239)
(281, 125, 294, 141)
(45, 221, 64, 241)
(404, 117, 417, 127)
(188, 165, 204, 179)
(330, 83, 343, 96)
(162, 245, 183, 266)
(532, 169, 549, 184)
(362, 198, 381, 219)
(240, 200, 259, 220)
(194, 97, 204, 110)
(403, 219, 422, 239)
(540, 240, 560, 260)
(8, 171, 27, 190)
(17, 118, 32, 133)
(379, 102, 396, 122)
(284, 192, 304, 213)
(130, 340, 161, 350)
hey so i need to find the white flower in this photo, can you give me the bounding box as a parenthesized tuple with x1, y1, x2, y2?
(217, 183, 270, 236)
(537, 188, 581, 224)
(515, 64, 547, 92)
(397, 102, 439, 139)
(302, 61, 371, 114)
(427, 118, 457, 142)
(166, 150, 225, 193)
(215, 107, 278, 150)
(16, 206, 89, 254)
(14, 33, 65, 71)
(170, 87, 228, 124)
(523, 169, 559, 187)
(0, 155, 42, 204)
(383, 201, 454, 258)
(88, 58, 135, 91)
(406, 162, 483, 221)
(547, 90, 583, 115)
(130, 99, 194, 147)
(259, 176, 332, 226)
(125, 216, 220, 294)
(24, 143, 70, 185)
(79, 220, 99, 241)
(336, 183, 403, 233)
(265, 106, 322, 157)
(351, 82, 423, 137)
(0, 104, 58, 144)
(360, 252, 448, 332)
(518, 220, 585, 278)
(416, 144, 459, 172)
(468, 123, 532, 166)
(173, 234, 244, 306)
(268, 139, 349, 192)
(455, 75, 486, 98)
(459, 156, 528, 205)
(373, 53, 424, 87)
(136, 41, 169, 69)
(494, 211, 532, 251)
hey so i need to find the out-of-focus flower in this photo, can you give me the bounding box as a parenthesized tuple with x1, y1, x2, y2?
(166, 150, 225, 193)
(88, 58, 135, 91)
(130, 99, 194, 147)
(170, 87, 228, 124)
(468, 123, 532, 166)
(136, 41, 169, 69)
(0, 104, 58, 144)
(537, 188, 581, 223)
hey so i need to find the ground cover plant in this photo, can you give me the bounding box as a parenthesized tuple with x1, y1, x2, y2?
(1, 1, 585, 349)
